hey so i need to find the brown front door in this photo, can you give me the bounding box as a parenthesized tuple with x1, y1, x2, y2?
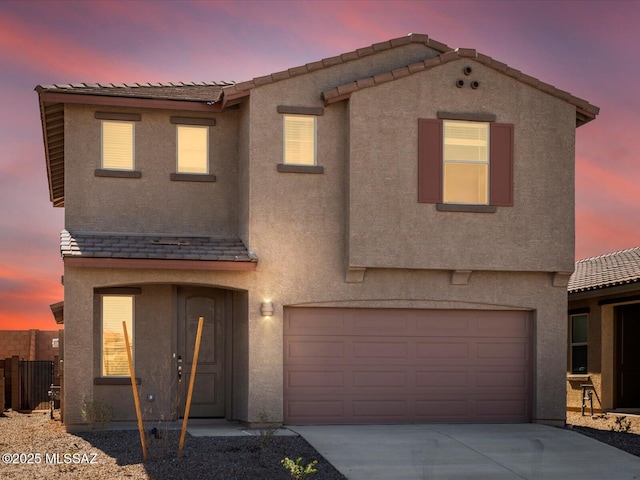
(616, 304, 640, 408)
(177, 287, 225, 417)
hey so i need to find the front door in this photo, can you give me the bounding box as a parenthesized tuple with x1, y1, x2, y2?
(616, 304, 640, 408)
(177, 287, 226, 417)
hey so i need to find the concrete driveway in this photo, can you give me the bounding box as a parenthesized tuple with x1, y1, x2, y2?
(289, 424, 640, 480)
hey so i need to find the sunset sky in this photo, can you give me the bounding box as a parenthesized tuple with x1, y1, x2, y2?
(1, 0, 639, 330)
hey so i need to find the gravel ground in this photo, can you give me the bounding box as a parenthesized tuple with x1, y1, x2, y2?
(4, 409, 640, 479)
(566, 411, 640, 457)
(0, 410, 346, 479)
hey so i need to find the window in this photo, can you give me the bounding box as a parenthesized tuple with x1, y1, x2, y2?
(443, 120, 489, 204)
(177, 125, 208, 174)
(283, 115, 316, 165)
(418, 116, 513, 207)
(102, 121, 134, 170)
(570, 313, 588, 374)
(101, 295, 134, 377)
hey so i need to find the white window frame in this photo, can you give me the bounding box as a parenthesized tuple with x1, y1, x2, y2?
(283, 114, 317, 166)
(101, 120, 135, 170)
(442, 120, 490, 205)
(176, 125, 209, 174)
(570, 313, 588, 374)
(101, 295, 134, 377)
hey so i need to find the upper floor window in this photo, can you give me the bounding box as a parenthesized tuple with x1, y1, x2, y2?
(570, 313, 588, 374)
(101, 295, 134, 377)
(443, 120, 489, 204)
(418, 114, 514, 209)
(283, 114, 316, 166)
(177, 125, 208, 174)
(102, 120, 134, 170)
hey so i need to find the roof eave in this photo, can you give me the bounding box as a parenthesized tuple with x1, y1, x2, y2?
(38, 91, 226, 112)
(321, 50, 599, 126)
(569, 278, 640, 298)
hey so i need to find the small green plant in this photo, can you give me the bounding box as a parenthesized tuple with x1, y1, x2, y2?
(256, 410, 279, 447)
(81, 398, 113, 428)
(611, 415, 632, 433)
(281, 457, 318, 479)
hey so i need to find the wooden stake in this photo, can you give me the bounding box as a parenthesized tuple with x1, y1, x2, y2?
(178, 316, 204, 459)
(123, 321, 148, 461)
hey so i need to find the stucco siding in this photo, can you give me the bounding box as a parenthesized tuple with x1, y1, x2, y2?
(64, 104, 240, 237)
(347, 59, 576, 273)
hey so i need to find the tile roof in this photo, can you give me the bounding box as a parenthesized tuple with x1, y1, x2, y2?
(221, 33, 452, 98)
(35, 81, 233, 103)
(568, 247, 640, 293)
(321, 48, 599, 125)
(35, 33, 599, 120)
(60, 230, 258, 263)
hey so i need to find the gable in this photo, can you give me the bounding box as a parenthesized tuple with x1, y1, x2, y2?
(322, 49, 598, 127)
(345, 61, 579, 273)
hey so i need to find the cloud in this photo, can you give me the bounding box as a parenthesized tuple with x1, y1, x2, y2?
(576, 207, 640, 260)
(0, 264, 62, 330)
(0, 9, 158, 82)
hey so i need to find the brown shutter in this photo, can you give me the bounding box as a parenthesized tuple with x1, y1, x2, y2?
(418, 119, 442, 203)
(490, 123, 514, 206)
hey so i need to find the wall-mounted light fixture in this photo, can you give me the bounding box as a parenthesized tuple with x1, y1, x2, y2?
(261, 302, 274, 317)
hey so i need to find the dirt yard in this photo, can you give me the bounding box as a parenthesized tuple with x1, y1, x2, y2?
(0, 410, 345, 480)
(2, 409, 640, 479)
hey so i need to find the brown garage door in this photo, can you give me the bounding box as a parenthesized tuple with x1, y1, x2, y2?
(283, 308, 532, 424)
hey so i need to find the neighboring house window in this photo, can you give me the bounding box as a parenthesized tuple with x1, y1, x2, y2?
(102, 295, 134, 377)
(570, 313, 588, 374)
(283, 115, 316, 165)
(177, 125, 208, 174)
(102, 120, 134, 170)
(418, 117, 514, 206)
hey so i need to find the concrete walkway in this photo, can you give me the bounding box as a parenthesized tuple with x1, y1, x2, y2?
(289, 424, 640, 480)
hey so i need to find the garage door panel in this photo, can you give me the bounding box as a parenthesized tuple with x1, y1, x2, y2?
(286, 339, 345, 360)
(416, 342, 469, 359)
(352, 370, 408, 388)
(351, 310, 410, 334)
(287, 400, 344, 419)
(415, 399, 469, 418)
(476, 342, 529, 360)
(476, 398, 529, 417)
(286, 370, 344, 388)
(476, 370, 528, 388)
(415, 371, 470, 388)
(284, 308, 532, 424)
(353, 341, 408, 358)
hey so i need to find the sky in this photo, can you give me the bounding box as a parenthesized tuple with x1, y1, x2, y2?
(1, 0, 639, 331)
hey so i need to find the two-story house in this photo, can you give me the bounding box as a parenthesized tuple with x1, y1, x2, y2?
(37, 34, 598, 431)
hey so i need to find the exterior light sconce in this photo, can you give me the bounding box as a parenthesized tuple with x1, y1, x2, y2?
(261, 302, 274, 317)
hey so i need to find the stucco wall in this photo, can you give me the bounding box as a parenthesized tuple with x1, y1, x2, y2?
(64, 105, 240, 237)
(346, 59, 576, 272)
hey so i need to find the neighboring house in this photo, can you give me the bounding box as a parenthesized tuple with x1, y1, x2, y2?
(36, 33, 598, 431)
(1, 329, 61, 411)
(567, 248, 640, 413)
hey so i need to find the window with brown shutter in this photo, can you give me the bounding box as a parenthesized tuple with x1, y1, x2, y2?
(418, 118, 514, 208)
